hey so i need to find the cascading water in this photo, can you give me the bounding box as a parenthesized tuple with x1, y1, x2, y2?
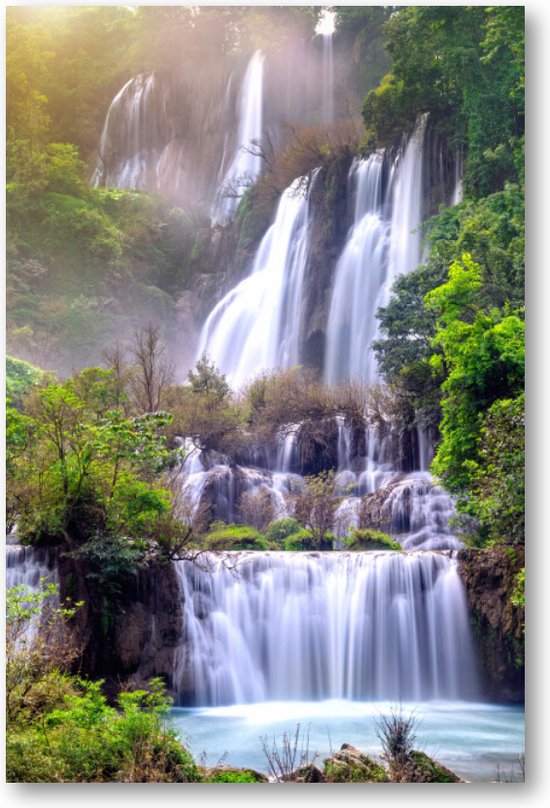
(7, 545, 59, 642)
(172, 551, 478, 706)
(211, 51, 265, 226)
(197, 173, 316, 389)
(325, 115, 428, 386)
(324, 154, 387, 385)
(92, 73, 184, 193)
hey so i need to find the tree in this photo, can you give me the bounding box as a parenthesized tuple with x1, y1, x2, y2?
(129, 324, 174, 414)
(425, 254, 524, 494)
(9, 373, 175, 546)
(293, 471, 342, 550)
(468, 394, 525, 545)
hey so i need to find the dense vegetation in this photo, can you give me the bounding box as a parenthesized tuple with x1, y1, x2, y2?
(370, 6, 524, 547)
(6, 4, 524, 783)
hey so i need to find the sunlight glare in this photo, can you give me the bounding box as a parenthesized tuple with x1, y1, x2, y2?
(316, 8, 336, 37)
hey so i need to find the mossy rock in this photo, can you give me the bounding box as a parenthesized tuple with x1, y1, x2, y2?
(204, 765, 268, 783)
(323, 744, 389, 783)
(345, 529, 402, 552)
(403, 751, 464, 783)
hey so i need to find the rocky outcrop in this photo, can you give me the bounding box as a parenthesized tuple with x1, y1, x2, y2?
(323, 744, 389, 783)
(458, 545, 525, 702)
(57, 552, 184, 697)
(389, 751, 464, 783)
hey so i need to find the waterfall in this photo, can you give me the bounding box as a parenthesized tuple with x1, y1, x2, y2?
(325, 115, 428, 385)
(172, 551, 478, 706)
(7, 545, 59, 642)
(211, 51, 265, 226)
(452, 146, 464, 206)
(92, 73, 184, 192)
(197, 173, 316, 389)
(324, 154, 387, 384)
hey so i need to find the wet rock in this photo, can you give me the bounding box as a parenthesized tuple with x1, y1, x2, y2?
(458, 545, 525, 702)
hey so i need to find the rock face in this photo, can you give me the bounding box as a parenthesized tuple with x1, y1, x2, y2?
(457, 545, 525, 702)
(58, 553, 184, 697)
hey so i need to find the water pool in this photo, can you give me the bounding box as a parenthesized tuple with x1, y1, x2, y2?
(170, 700, 524, 783)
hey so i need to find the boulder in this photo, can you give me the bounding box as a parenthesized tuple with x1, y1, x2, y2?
(323, 744, 389, 783)
(389, 751, 464, 783)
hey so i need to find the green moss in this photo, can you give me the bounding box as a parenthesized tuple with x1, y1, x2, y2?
(284, 529, 316, 551)
(408, 751, 461, 783)
(344, 529, 402, 552)
(205, 524, 269, 551)
(206, 769, 266, 783)
(324, 757, 389, 783)
(264, 518, 301, 546)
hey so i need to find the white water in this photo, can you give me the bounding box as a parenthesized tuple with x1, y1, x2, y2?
(211, 51, 265, 226)
(197, 174, 315, 389)
(172, 551, 478, 706)
(92, 73, 185, 193)
(325, 154, 387, 384)
(325, 115, 428, 386)
(6, 545, 59, 641)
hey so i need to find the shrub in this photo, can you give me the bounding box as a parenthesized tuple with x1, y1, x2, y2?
(344, 529, 402, 552)
(376, 707, 418, 768)
(205, 524, 269, 551)
(206, 769, 264, 783)
(265, 518, 302, 546)
(283, 529, 317, 551)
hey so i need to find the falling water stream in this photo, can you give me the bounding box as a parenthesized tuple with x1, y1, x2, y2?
(8, 47, 523, 781)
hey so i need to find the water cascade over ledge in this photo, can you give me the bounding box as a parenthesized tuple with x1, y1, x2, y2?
(325, 114, 428, 385)
(172, 550, 479, 706)
(197, 173, 317, 388)
(211, 50, 265, 225)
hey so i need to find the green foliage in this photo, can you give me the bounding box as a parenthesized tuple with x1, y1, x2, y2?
(426, 255, 524, 494)
(294, 471, 342, 550)
(344, 529, 401, 552)
(264, 518, 302, 546)
(206, 769, 261, 783)
(7, 675, 202, 783)
(188, 355, 230, 402)
(8, 371, 176, 546)
(205, 523, 269, 552)
(511, 567, 525, 612)
(6, 580, 202, 782)
(362, 6, 524, 197)
(6, 355, 43, 407)
(468, 396, 525, 545)
(284, 529, 317, 552)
